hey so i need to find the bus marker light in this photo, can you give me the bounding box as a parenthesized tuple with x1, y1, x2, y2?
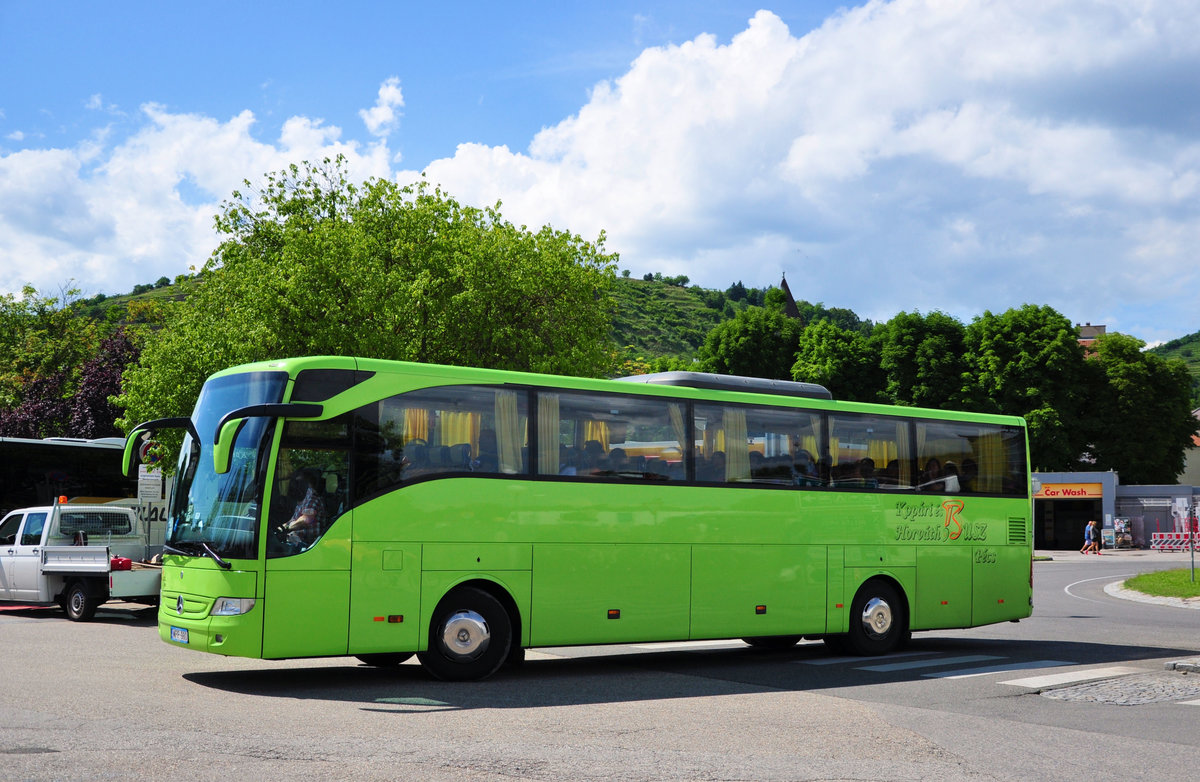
(373, 617, 385, 622)
(755, 605, 767, 615)
(941, 601, 949, 605)
(388, 615, 404, 623)
(835, 603, 843, 609)
(997, 599, 1004, 604)
(608, 609, 621, 619)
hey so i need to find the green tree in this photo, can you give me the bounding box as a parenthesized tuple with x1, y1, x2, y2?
(118, 158, 618, 429)
(791, 319, 884, 402)
(877, 310, 966, 408)
(696, 306, 803, 380)
(1084, 333, 1199, 483)
(0, 285, 100, 412)
(960, 305, 1087, 470)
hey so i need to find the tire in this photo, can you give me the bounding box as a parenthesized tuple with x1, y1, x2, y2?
(417, 586, 512, 681)
(64, 581, 98, 622)
(742, 635, 801, 649)
(355, 653, 414, 667)
(845, 580, 906, 656)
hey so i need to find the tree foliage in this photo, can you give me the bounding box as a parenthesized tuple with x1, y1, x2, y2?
(959, 305, 1088, 470)
(1084, 333, 1199, 483)
(877, 310, 966, 408)
(696, 306, 803, 380)
(791, 319, 884, 402)
(118, 158, 619, 428)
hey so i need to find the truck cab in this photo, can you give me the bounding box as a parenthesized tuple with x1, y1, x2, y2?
(0, 503, 159, 618)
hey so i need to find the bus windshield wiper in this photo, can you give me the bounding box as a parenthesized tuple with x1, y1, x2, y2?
(165, 540, 232, 570)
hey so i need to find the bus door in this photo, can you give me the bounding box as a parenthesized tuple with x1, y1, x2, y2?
(261, 445, 352, 658)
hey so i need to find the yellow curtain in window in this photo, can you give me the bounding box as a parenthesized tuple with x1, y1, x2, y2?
(868, 439, 898, 468)
(538, 394, 560, 475)
(495, 391, 521, 474)
(976, 433, 1003, 493)
(725, 408, 750, 482)
(404, 408, 429, 443)
(668, 403, 686, 456)
(584, 420, 609, 450)
(442, 412, 479, 448)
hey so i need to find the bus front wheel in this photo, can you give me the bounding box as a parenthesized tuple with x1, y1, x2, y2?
(845, 580, 906, 656)
(418, 586, 512, 681)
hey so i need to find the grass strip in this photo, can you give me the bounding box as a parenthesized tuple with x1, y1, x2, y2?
(1125, 568, 1200, 599)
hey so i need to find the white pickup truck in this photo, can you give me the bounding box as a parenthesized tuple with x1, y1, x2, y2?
(0, 503, 162, 621)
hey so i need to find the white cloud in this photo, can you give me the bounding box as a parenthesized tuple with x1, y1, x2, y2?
(0, 103, 396, 298)
(359, 77, 405, 138)
(3, 1, 1200, 343)
(410, 1, 1200, 341)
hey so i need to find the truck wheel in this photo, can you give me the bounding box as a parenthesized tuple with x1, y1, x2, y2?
(64, 581, 98, 622)
(417, 586, 511, 681)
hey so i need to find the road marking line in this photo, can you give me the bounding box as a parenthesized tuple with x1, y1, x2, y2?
(1063, 573, 1135, 604)
(999, 666, 1143, 689)
(858, 654, 1004, 673)
(923, 660, 1074, 679)
(1180, 699, 1200, 706)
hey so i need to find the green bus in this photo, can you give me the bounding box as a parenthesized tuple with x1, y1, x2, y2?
(125, 356, 1032, 681)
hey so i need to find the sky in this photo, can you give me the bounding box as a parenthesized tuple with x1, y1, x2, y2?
(2, 0, 1200, 345)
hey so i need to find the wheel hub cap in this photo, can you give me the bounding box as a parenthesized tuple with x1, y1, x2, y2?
(440, 610, 490, 661)
(861, 597, 893, 639)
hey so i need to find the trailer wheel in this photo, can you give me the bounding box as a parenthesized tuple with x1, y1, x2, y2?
(64, 581, 98, 622)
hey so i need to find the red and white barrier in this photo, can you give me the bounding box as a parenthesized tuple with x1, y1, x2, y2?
(1151, 533, 1199, 551)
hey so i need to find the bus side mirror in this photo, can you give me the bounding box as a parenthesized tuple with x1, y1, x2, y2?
(122, 436, 141, 478)
(213, 418, 247, 475)
(211, 402, 324, 475)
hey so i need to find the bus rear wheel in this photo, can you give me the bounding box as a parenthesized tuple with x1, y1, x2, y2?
(845, 580, 906, 656)
(417, 586, 512, 681)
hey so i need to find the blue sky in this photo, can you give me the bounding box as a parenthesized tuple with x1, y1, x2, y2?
(3, 0, 1200, 345)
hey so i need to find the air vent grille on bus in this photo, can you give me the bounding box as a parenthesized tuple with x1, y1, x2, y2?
(1008, 517, 1029, 545)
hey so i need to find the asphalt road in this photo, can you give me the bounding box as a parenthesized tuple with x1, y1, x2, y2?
(1, 549, 1198, 781)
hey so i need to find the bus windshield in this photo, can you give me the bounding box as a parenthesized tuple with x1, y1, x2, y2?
(167, 371, 288, 560)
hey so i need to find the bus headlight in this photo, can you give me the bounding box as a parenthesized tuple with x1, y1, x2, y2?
(210, 597, 256, 616)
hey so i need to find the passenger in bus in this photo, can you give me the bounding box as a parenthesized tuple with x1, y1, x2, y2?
(282, 467, 328, 547)
(473, 429, 499, 472)
(581, 440, 605, 475)
(959, 458, 978, 492)
(703, 451, 726, 482)
(793, 450, 820, 486)
(607, 447, 630, 474)
(920, 458, 944, 491)
(857, 458, 878, 488)
(942, 461, 961, 492)
(559, 446, 578, 475)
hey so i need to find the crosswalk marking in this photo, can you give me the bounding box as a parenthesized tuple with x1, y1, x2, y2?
(999, 666, 1143, 689)
(797, 651, 930, 666)
(858, 654, 1004, 673)
(923, 660, 1073, 679)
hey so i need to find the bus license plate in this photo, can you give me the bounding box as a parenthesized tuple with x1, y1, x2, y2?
(170, 626, 189, 644)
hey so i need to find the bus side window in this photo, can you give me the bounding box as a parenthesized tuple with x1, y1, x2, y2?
(541, 392, 684, 481)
